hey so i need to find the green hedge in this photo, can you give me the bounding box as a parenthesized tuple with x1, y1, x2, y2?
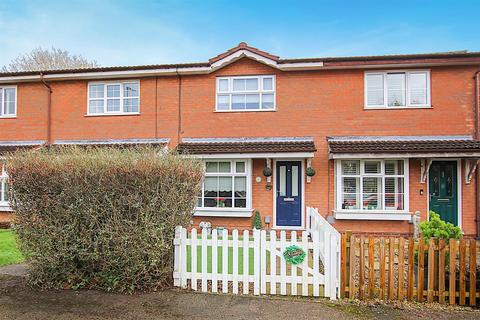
(6, 146, 203, 292)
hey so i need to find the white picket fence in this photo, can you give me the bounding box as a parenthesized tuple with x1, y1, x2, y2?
(173, 207, 340, 299)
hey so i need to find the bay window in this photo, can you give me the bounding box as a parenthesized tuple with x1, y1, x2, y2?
(216, 75, 275, 111)
(337, 159, 407, 212)
(88, 81, 139, 115)
(196, 160, 252, 214)
(365, 70, 430, 108)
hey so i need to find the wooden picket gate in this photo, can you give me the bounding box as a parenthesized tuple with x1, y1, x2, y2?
(173, 209, 340, 299)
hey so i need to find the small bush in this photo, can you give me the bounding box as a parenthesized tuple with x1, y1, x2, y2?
(252, 210, 262, 230)
(7, 146, 203, 292)
(419, 211, 462, 241)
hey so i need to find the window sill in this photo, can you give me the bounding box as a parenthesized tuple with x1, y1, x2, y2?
(0, 205, 13, 212)
(364, 106, 431, 110)
(334, 211, 412, 221)
(85, 112, 140, 117)
(214, 109, 276, 113)
(0, 115, 17, 119)
(194, 208, 253, 217)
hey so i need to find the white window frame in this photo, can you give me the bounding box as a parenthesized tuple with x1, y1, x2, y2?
(0, 164, 10, 210)
(87, 80, 140, 116)
(215, 75, 276, 112)
(335, 159, 410, 220)
(364, 70, 431, 109)
(195, 159, 253, 217)
(0, 86, 17, 118)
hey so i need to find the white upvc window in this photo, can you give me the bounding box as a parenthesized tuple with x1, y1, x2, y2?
(216, 75, 275, 111)
(365, 70, 430, 108)
(87, 81, 140, 115)
(196, 160, 252, 214)
(0, 86, 17, 118)
(336, 159, 408, 213)
(0, 165, 9, 207)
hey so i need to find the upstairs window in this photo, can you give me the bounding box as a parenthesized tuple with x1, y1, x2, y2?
(365, 71, 430, 108)
(216, 75, 275, 111)
(88, 81, 139, 115)
(0, 86, 16, 118)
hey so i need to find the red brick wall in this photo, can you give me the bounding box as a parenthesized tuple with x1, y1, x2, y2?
(2, 58, 478, 235)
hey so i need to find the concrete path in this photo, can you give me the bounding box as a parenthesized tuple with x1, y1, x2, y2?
(0, 272, 479, 320)
(0, 263, 27, 277)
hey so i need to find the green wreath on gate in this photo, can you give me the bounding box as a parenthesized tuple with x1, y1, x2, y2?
(283, 245, 306, 265)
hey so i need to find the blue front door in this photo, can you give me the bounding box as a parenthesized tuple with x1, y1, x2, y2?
(276, 161, 302, 227)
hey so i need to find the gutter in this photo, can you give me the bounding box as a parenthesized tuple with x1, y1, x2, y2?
(39, 73, 53, 145)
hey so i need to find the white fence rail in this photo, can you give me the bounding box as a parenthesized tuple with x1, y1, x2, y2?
(173, 207, 340, 299)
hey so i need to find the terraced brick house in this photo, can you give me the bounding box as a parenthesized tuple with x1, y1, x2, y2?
(1, 42, 480, 236)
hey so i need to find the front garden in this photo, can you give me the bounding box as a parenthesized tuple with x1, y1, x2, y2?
(0, 229, 23, 266)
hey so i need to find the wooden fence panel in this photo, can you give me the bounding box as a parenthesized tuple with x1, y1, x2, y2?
(349, 235, 356, 299)
(340, 235, 478, 307)
(470, 239, 477, 307)
(340, 234, 347, 298)
(459, 239, 466, 305)
(398, 237, 405, 300)
(380, 237, 386, 300)
(427, 239, 435, 303)
(388, 237, 395, 300)
(359, 237, 365, 299)
(449, 239, 456, 305)
(368, 237, 375, 299)
(417, 239, 425, 302)
(438, 239, 446, 304)
(407, 238, 414, 301)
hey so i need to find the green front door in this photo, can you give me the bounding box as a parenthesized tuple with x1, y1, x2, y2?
(428, 161, 458, 225)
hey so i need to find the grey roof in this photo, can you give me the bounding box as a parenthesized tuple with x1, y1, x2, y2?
(182, 137, 314, 143)
(327, 135, 473, 142)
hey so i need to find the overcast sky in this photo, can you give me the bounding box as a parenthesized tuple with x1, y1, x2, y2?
(1, 0, 479, 67)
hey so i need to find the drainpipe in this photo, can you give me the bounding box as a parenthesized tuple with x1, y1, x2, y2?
(176, 68, 183, 146)
(39, 73, 53, 146)
(474, 69, 480, 238)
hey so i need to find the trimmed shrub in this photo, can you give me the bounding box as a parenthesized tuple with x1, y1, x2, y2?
(419, 211, 462, 241)
(6, 146, 203, 292)
(252, 210, 262, 230)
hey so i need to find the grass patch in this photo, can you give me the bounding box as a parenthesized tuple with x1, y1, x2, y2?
(0, 230, 24, 266)
(187, 245, 258, 275)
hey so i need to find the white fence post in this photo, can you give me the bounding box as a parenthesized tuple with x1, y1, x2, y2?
(280, 230, 287, 295)
(253, 229, 260, 295)
(191, 228, 198, 291)
(180, 227, 187, 289)
(232, 229, 239, 294)
(270, 230, 277, 295)
(173, 226, 182, 287)
(222, 228, 229, 293)
(201, 228, 208, 292)
(242, 230, 249, 295)
(260, 230, 267, 294)
(211, 229, 218, 293)
(290, 231, 297, 296)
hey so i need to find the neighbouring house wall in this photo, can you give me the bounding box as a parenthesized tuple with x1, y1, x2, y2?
(1, 83, 49, 141)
